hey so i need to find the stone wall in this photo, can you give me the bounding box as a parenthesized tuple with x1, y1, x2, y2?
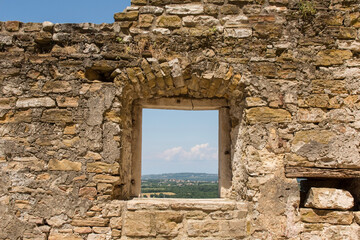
(0, 0, 360, 239)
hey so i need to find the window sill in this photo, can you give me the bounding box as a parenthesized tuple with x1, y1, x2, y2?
(126, 198, 245, 211)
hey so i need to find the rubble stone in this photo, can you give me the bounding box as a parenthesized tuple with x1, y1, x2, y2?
(304, 188, 354, 210)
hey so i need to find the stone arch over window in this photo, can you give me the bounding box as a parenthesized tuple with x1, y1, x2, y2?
(111, 58, 245, 200)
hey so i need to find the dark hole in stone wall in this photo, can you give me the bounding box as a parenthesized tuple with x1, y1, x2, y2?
(298, 178, 360, 210)
(85, 68, 114, 82)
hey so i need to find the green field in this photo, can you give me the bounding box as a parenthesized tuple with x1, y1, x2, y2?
(141, 173, 219, 198)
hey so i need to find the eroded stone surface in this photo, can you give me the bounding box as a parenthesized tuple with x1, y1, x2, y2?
(305, 188, 354, 210)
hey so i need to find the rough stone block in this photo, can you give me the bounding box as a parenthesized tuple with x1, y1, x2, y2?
(292, 130, 335, 146)
(48, 159, 81, 171)
(93, 174, 120, 183)
(165, 4, 204, 15)
(87, 162, 119, 174)
(48, 233, 83, 240)
(114, 11, 139, 21)
(71, 217, 109, 227)
(5, 21, 20, 32)
(246, 107, 292, 124)
(155, 211, 183, 237)
(139, 14, 154, 28)
(224, 28, 252, 38)
(297, 108, 326, 123)
(123, 212, 155, 237)
(56, 97, 79, 108)
(140, 6, 164, 14)
(102, 200, 124, 217)
(79, 187, 97, 199)
(187, 220, 220, 237)
(42, 81, 72, 93)
(110, 217, 122, 229)
(315, 49, 353, 66)
(300, 208, 354, 225)
(41, 109, 73, 123)
(304, 188, 354, 210)
(157, 15, 182, 28)
(311, 80, 347, 94)
(219, 220, 246, 238)
(0, 35, 13, 45)
(16, 97, 55, 108)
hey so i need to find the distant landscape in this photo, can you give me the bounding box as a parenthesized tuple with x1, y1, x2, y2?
(141, 173, 219, 199)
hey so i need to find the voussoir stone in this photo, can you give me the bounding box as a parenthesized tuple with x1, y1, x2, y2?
(304, 187, 354, 210)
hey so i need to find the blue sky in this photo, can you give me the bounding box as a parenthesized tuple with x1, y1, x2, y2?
(0, 0, 131, 23)
(0, 0, 219, 175)
(142, 110, 218, 175)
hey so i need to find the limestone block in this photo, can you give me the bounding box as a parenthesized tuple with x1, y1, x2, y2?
(87, 234, 106, 240)
(5, 21, 20, 32)
(187, 220, 220, 237)
(292, 130, 335, 146)
(219, 220, 246, 238)
(139, 14, 154, 28)
(16, 97, 55, 108)
(123, 212, 155, 237)
(74, 227, 92, 234)
(114, 11, 139, 21)
(157, 16, 182, 28)
(42, 21, 54, 31)
(165, 4, 204, 15)
(79, 187, 97, 199)
(224, 28, 252, 38)
(47, 214, 68, 227)
(48, 159, 81, 171)
(0, 35, 13, 45)
(298, 94, 330, 108)
(93, 227, 111, 234)
(155, 211, 183, 237)
(354, 212, 360, 224)
(127, 199, 170, 210)
(101, 200, 124, 217)
(71, 217, 109, 227)
(110, 217, 122, 229)
(300, 208, 354, 225)
(170, 200, 236, 211)
(87, 162, 119, 174)
(41, 109, 73, 123)
(338, 40, 360, 52)
(140, 6, 164, 15)
(183, 15, 219, 27)
(246, 107, 292, 124)
(315, 49, 353, 66)
(304, 188, 354, 210)
(42, 81, 72, 93)
(93, 175, 120, 183)
(48, 233, 82, 240)
(311, 79, 347, 94)
(245, 97, 267, 107)
(56, 97, 79, 108)
(297, 108, 326, 123)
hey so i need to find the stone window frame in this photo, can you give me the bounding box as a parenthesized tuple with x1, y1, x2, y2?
(130, 97, 232, 199)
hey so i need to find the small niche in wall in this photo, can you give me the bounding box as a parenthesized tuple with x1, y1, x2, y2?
(297, 178, 360, 210)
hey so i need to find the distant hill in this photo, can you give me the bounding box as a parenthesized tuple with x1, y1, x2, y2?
(142, 172, 218, 182)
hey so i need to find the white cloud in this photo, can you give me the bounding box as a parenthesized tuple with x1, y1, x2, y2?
(160, 146, 183, 161)
(159, 143, 217, 162)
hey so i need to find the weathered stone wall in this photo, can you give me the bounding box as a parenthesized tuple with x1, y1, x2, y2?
(0, 0, 360, 239)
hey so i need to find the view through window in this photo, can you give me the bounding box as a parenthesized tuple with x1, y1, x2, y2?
(141, 109, 219, 198)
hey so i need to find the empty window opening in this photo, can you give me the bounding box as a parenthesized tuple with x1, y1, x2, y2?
(141, 109, 219, 199)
